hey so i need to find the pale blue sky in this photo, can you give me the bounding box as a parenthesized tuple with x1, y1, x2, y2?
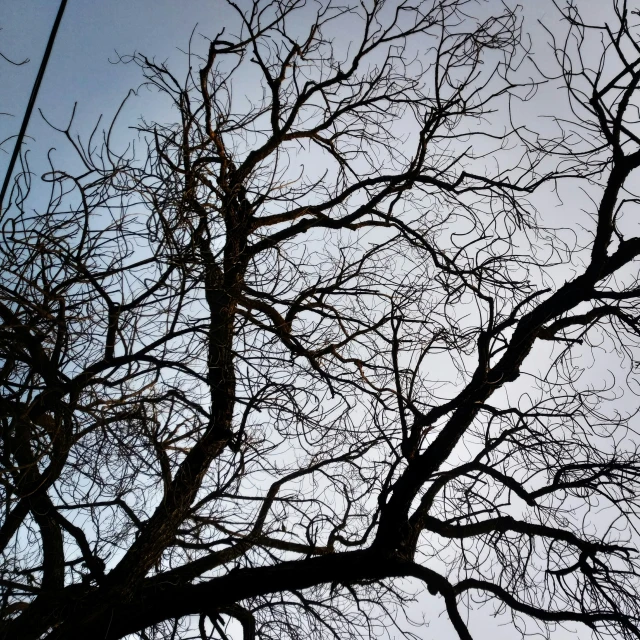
(0, 2, 620, 639)
(1, 0, 239, 172)
(0, 0, 591, 183)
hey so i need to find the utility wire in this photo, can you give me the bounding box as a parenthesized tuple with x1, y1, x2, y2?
(0, 0, 68, 214)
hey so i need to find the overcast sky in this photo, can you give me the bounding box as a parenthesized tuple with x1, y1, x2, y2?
(0, 2, 618, 639)
(2, 1, 234, 170)
(1, 0, 559, 174)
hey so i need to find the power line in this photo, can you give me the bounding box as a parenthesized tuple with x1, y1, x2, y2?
(0, 0, 68, 214)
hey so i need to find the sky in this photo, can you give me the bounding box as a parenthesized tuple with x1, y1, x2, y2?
(0, 0, 558, 175)
(1, 0, 237, 172)
(0, 1, 623, 639)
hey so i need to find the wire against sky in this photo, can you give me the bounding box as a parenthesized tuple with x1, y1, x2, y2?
(0, 0, 68, 214)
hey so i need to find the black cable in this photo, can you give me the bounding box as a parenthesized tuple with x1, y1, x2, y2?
(0, 0, 68, 214)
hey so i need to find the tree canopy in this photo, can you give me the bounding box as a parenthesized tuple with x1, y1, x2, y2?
(3, 1, 640, 638)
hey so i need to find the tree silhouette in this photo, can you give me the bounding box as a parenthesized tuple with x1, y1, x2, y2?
(2, 1, 640, 639)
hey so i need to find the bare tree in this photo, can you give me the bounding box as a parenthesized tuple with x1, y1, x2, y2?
(3, 1, 640, 639)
